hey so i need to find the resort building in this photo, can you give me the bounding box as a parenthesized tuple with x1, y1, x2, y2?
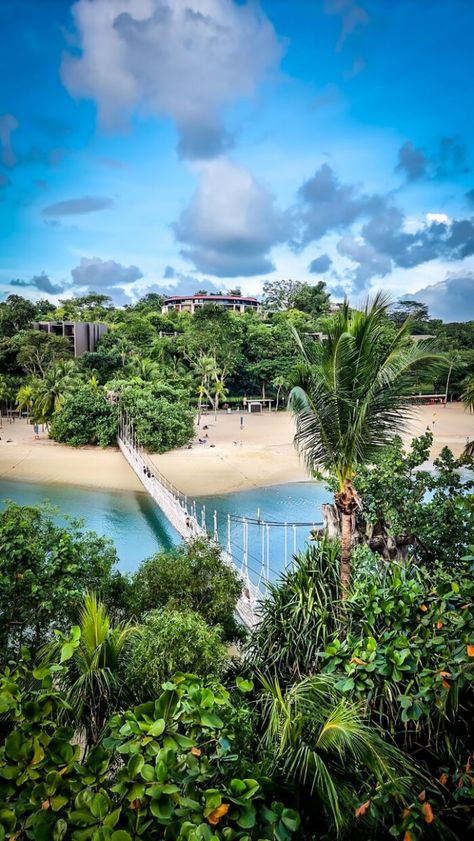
(31, 321, 107, 357)
(161, 293, 260, 315)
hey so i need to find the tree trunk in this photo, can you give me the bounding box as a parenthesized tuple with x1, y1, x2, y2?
(340, 510, 352, 599)
(444, 361, 453, 406)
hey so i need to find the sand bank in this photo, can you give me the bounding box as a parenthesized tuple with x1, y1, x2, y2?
(0, 404, 472, 497)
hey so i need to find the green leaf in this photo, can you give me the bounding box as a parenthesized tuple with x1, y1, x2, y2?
(281, 808, 300, 832)
(127, 754, 144, 777)
(236, 805, 256, 829)
(236, 677, 254, 693)
(148, 719, 166, 737)
(150, 798, 174, 820)
(140, 763, 155, 782)
(199, 712, 224, 729)
(91, 792, 110, 820)
(111, 833, 133, 841)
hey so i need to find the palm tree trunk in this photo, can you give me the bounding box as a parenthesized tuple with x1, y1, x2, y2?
(340, 510, 352, 599)
(444, 360, 453, 406)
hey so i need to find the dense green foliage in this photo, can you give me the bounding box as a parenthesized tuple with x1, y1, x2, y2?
(128, 538, 243, 641)
(125, 608, 228, 701)
(250, 539, 474, 838)
(1, 286, 474, 839)
(120, 383, 194, 453)
(353, 432, 474, 563)
(0, 502, 118, 656)
(0, 642, 299, 841)
(49, 385, 118, 446)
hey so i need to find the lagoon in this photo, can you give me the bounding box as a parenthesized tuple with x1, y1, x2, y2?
(0, 478, 331, 581)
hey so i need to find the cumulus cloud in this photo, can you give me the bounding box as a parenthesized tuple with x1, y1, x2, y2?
(71, 257, 143, 288)
(336, 235, 391, 291)
(42, 196, 115, 217)
(62, 0, 282, 159)
(396, 141, 428, 181)
(0, 113, 18, 167)
(292, 163, 474, 291)
(174, 157, 286, 276)
(396, 136, 470, 183)
(296, 163, 383, 245)
(409, 272, 474, 322)
(10, 272, 67, 295)
(309, 254, 332, 273)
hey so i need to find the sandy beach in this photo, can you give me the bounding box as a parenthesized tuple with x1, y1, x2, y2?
(0, 404, 472, 497)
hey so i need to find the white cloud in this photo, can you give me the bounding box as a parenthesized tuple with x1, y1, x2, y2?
(62, 0, 282, 158)
(174, 157, 287, 276)
(426, 212, 449, 225)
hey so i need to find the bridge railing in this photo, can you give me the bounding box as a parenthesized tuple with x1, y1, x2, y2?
(118, 412, 263, 628)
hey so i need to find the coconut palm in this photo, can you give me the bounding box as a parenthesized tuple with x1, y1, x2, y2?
(129, 356, 161, 383)
(272, 375, 289, 411)
(259, 673, 420, 838)
(16, 383, 33, 418)
(193, 353, 219, 423)
(31, 359, 80, 421)
(289, 293, 444, 596)
(39, 593, 139, 748)
(0, 374, 8, 426)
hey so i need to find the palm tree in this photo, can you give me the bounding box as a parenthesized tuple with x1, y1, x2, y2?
(31, 359, 80, 422)
(16, 383, 33, 418)
(289, 293, 443, 596)
(272, 375, 289, 411)
(0, 374, 8, 427)
(193, 353, 219, 424)
(259, 674, 419, 837)
(40, 593, 139, 748)
(461, 376, 474, 457)
(129, 356, 161, 383)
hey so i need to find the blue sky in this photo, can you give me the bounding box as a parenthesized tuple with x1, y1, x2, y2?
(1, 0, 473, 319)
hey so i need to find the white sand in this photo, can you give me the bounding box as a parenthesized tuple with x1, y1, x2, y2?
(0, 404, 471, 496)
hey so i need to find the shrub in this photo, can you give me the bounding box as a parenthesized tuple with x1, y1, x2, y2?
(125, 608, 229, 701)
(130, 538, 243, 641)
(49, 384, 118, 447)
(0, 637, 299, 841)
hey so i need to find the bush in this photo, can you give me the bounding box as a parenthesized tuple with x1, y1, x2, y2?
(130, 537, 243, 641)
(49, 384, 118, 447)
(121, 385, 194, 452)
(125, 608, 229, 701)
(0, 639, 299, 841)
(0, 502, 118, 656)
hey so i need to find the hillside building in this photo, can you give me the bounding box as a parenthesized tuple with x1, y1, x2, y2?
(161, 293, 260, 315)
(31, 321, 107, 357)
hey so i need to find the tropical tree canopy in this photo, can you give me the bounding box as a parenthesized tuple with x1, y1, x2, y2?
(289, 293, 444, 490)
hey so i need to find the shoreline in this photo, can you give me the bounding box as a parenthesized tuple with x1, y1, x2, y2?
(0, 405, 471, 497)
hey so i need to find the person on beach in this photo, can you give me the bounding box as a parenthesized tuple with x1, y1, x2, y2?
(33, 424, 39, 440)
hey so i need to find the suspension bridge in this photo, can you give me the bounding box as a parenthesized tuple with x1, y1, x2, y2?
(117, 412, 321, 628)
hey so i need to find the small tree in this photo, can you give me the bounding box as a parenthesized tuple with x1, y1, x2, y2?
(40, 593, 138, 747)
(130, 537, 243, 641)
(125, 608, 228, 702)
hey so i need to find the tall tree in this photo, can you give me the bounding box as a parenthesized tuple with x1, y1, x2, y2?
(289, 293, 443, 596)
(262, 279, 330, 315)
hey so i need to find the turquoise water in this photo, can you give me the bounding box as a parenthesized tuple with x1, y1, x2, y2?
(0, 478, 330, 581)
